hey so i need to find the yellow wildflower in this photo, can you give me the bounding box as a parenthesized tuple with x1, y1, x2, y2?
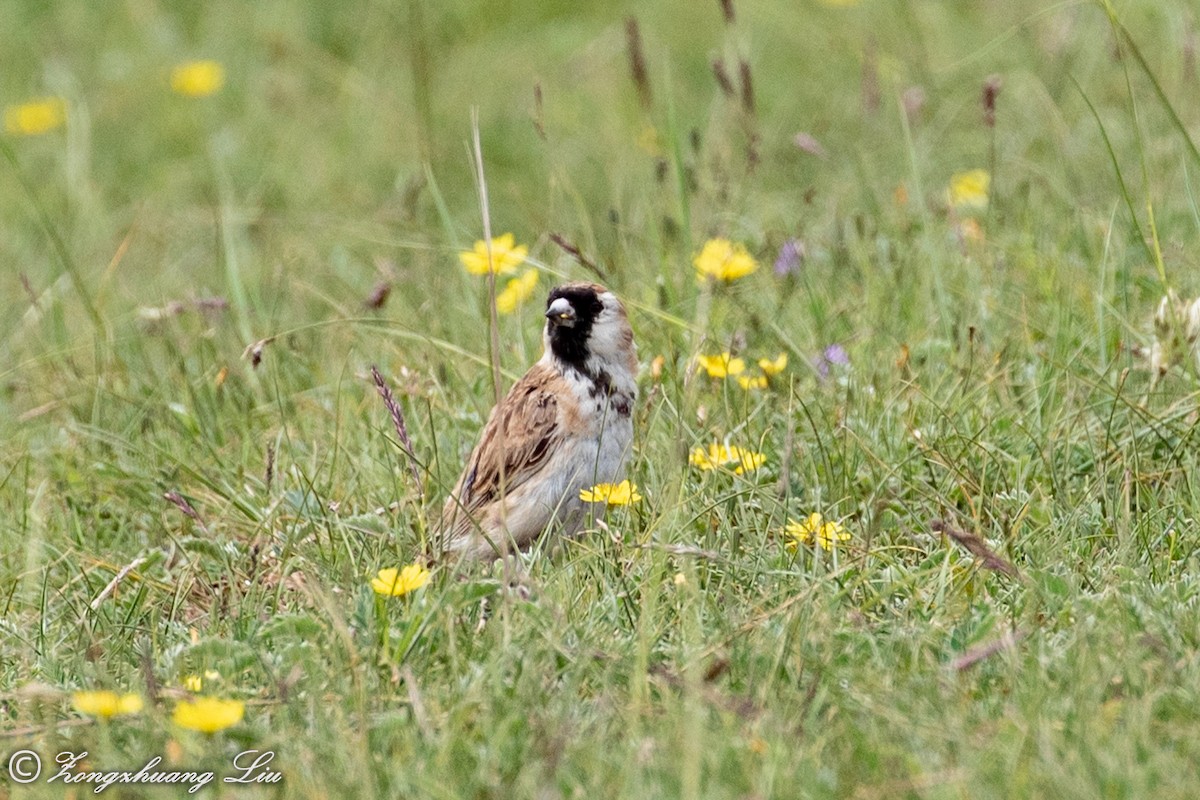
(693, 238, 758, 282)
(72, 690, 143, 719)
(735, 450, 765, 473)
(172, 697, 244, 733)
(673, 572, 687, 586)
(182, 670, 221, 692)
(758, 353, 787, 376)
(495, 268, 540, 314)
(947, 169, 990, 212)
(580, 479, 642, 505)
(460, 233, 528, 275)
(737, 374, 768, 390)
(689, 443, 765, 474)
(695, 352, 746, 379)
(4, 97, 66, 136)
(370, 564, 430, 597)
(170, 60, 225, 98)
(784, 513, 850, 551)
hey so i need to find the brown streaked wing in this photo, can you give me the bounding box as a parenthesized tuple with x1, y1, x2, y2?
(453, 365, 563, 513)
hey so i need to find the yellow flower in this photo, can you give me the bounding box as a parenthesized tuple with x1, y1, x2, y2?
(172, 697, 244, 733)
(758, 353, 787, 376)
(947, 169, 990, 212)
(689, 443, 765, 474)
(460, 233, 528, 275)
(495, 268, 540, 314)
(579, 479, 642, 505)
(183, 670, 221, 692)
(784, 513, 850, 551)
(737, 374, 768, 390)
(72, 690, 143, 719)
(693, 238, 758, 282)
(4, 97, 66, 136)
(370, 564, 430, 597)
(170, 60, 225, 98)
(695, 352, 746, 379)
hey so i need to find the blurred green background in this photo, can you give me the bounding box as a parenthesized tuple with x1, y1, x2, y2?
(4, 0, 1196, 329)
(4, 0, 1198, 421)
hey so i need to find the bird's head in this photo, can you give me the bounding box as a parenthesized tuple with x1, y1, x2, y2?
(543, 282, 635, 374)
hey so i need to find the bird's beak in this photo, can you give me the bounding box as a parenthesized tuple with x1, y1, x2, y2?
(545, 297, 576, 327)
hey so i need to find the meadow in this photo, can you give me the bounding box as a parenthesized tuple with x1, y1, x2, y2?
(3, 0, 1200, 797)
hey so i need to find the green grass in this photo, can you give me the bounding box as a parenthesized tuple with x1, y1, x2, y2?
(4, 0, 1200, 797)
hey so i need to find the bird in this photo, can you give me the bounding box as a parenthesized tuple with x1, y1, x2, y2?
(439, 282, 638, 561)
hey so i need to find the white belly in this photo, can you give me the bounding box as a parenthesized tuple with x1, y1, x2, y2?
(502, 391, 634, 543)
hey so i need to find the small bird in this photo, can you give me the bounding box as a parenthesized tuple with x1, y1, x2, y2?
(439, 282, 638, 561)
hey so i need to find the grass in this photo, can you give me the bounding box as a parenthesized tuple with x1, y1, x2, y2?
(3, 0, 1200, 797)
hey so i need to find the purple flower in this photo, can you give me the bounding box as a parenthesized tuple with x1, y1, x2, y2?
(824, 344, 848, 366)
(774, 238, 805, 277)
(816, 343, 849, 380)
